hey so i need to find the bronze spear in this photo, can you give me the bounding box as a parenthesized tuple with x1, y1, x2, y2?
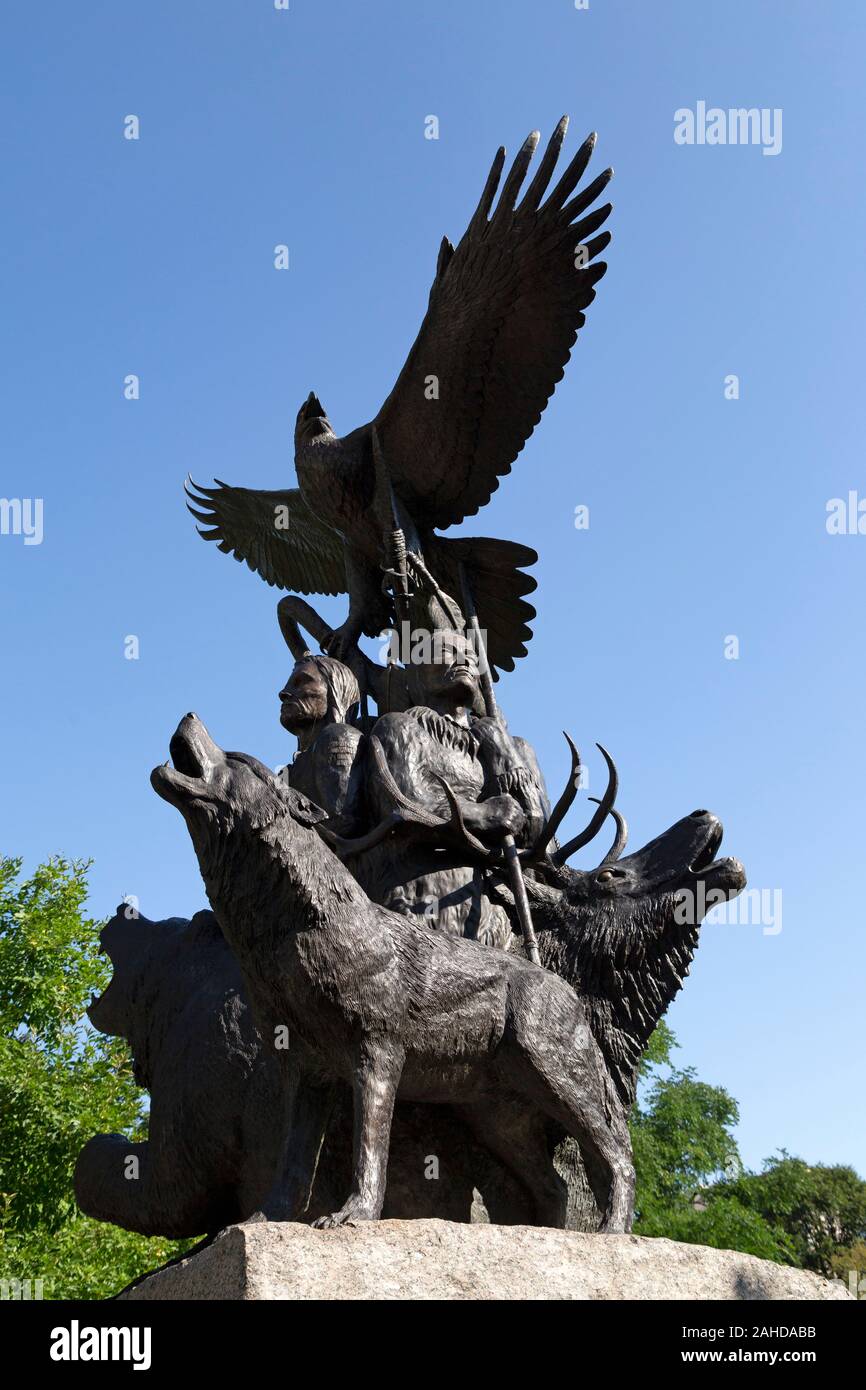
(458, 563, 541, 967)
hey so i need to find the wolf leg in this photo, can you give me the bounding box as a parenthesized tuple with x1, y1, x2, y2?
(525, 1085, 634, 1234)
(249, 1075, 338, 1222)
(312, 1043, 404, 1229)
(511, 1014, 635, 1233)
(462, 1102, 568, 1228)
(554, 1101, 634, 1234)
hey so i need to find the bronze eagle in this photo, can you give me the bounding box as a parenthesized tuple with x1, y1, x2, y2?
(186, 116, 612, 675)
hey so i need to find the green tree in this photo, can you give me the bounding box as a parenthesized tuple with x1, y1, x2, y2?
(831, 1239, 866, 1298)
(712, 1154, 866, 1278)
(0, 855, 190, 1298)
(631, 1021, 741, 1214)
(631, 1025, 794, 1263)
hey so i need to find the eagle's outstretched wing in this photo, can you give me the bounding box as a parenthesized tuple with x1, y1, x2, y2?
(425, 534, 537, 676)
(185, 479, 346, 595)
(373, 117, 611, 530)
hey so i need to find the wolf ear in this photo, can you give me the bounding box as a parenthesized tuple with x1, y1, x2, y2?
(279, 784, 328, 827)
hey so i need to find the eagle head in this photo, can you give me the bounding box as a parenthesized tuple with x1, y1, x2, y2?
(295, 391, 334, 444)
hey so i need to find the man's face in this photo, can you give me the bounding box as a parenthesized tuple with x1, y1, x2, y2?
(419, 634, 480, 706)
(279, 660, 329, 733)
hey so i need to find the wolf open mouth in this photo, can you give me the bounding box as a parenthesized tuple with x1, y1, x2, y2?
(170, 727, 206, 779)
(690, 821, 724, 872)
(151, 714, 220, 807)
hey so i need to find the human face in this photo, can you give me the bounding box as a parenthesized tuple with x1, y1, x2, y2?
(279, 660, 329, 733)
(419, 633, 480, 707)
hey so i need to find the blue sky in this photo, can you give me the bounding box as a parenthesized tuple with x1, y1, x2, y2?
(1, 0, 864, 1176)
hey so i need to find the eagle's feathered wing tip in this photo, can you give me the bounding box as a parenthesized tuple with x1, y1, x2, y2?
(425, 533, 538, 677)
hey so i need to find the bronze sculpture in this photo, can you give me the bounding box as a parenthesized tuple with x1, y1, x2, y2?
(151, 713, 636, 1231)
(74, 796, 743, 1233)
(185, 116, 611, 672)
(277, 653, 363, 836)
(75, 115, 748, 1246)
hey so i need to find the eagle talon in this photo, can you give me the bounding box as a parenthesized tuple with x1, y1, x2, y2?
(322, 621, 363, 665)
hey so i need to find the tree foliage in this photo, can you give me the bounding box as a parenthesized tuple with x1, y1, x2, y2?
(712, 1154, 866, 1278)
(630, 1020, 792, 1260)
(0, 856, 189, 1298)
(632, 1025, 865, 1285)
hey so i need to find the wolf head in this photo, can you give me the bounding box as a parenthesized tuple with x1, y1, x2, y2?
(152, 715, 323, 826)
(151, 714, 327, 900)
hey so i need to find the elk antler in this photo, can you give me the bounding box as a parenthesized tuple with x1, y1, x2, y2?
(431, 773, 492, 859)
(531, 732, 583, 859)
(588, 797, 629, 863)
(550, 743, 620, 867)
(327, 736, 492, 861)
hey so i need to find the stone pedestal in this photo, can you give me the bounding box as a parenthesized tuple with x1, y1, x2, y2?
(118, 1220, 851, 1301)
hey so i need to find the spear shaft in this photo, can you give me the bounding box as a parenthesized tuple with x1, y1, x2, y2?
(458, 564, 541, 967)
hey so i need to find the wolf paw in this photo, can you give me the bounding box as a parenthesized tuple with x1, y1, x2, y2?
(311, 1196, 378, 1229)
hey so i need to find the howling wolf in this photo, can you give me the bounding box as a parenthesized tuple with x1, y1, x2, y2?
(151, 713, 635, 1231)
